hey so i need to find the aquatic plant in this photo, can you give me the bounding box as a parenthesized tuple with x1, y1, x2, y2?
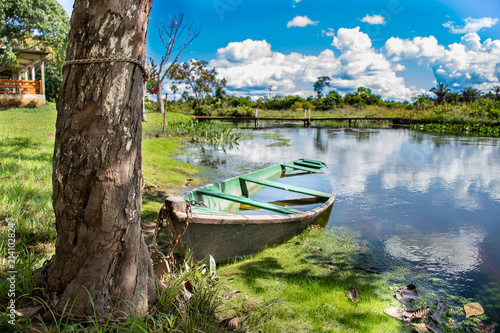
(411, 123, 500, 137)
(166, 120, 240, 149)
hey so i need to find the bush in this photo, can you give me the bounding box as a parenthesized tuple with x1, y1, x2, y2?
(0, 96, 23, 108)
(145, 98, 159, 112)
(216, 106, 254, 117)
(194, 105, 213, 116)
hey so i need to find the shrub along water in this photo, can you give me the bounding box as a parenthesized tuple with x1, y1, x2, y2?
(162, 97, 500, 137)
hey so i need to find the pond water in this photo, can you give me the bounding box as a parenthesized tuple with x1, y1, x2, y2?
(176, 122, 500, 321)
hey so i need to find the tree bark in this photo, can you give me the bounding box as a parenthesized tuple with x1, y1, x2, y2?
(156, 88, 165, 114)
(48, 0, 156, 317)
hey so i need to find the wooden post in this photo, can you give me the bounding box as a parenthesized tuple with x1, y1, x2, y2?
(40, 57, 45, 95)
(15, 72, 20, 93)
(165, 196, 188, 217)
(163, 94, 168, 131)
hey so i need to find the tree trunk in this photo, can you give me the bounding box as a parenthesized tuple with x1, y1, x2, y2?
(157, 86, 165, 114)
(47, 0, 156, 317)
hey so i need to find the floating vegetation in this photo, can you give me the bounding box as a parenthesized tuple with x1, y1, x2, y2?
(411, 123, 500, 137)
(166, 120, 240, 149)
(262, 133, 291, 147)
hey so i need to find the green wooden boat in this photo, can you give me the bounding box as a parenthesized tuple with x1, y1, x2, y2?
(168, 159, 335, 263)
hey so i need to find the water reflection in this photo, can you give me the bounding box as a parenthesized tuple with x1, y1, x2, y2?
(385, 227, 485, 277)
(180, 126, 500, 321)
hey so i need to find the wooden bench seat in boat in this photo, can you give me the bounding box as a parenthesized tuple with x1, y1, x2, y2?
(196, 188, 303, 215)
(239, 176, 331, 199)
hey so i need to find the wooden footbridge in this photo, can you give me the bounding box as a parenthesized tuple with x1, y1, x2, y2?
(196, 116, 416, 127)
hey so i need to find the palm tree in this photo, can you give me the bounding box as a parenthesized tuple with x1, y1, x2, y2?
(493, 86, 500, 101)
(171, 85, 178, 102)
(430, 83, 450, 105)
(461, 87, 482, 103)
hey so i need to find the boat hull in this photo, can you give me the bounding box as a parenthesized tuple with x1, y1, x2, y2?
(171, 194, 334, 263)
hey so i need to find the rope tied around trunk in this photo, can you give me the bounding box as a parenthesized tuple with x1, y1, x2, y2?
(61, 57, 149, 81)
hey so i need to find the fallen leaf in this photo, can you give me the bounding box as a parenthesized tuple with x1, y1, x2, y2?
(384, 306, 430, 322)
(410, 306, 430, 321)
(310, 247, 322, 253)
(464, 302, 484, 318)
(362, 267, 384, 274)
(153, 260, 169, 277)
(15, 306, 43, 319)
(384, 307, 408, 320)
(219, 316, 241, 331)
(224, 289, 242, 300)
(396, 284, 419, 302)
(183, 279, 193, 292)
(180, 279, 193, 301)
(346, 285, 360, 303)
(477, 320, 496, 333)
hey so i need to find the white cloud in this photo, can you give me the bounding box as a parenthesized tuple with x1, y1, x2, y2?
(329, 28, 414, 100)
(321, 28, 335, 37)
(287, 15, 319, 28)
(332, 27, 372, 52)
(443, 17, 498, 34)
(385, 36, 446, 62)
(211, 42, 340, 96)
(209, 28, 500, 102)
(211, 29, 418, 101)
(360, 14, 386, 25)
(215, 39, 272, 63)
(385, 33, 500, 91)
(292, 0, 301, 7)
(433, 34, 500, 90)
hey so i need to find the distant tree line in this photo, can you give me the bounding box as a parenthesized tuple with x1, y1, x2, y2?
(428, 83, 500, 105)
(160, 75, 499, 117)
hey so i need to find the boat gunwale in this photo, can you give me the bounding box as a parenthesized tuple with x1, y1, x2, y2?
(174, 192, 335, 225)
(176, 160, 333, 222)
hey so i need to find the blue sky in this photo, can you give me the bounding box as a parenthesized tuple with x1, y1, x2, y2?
(58, 0, 500, 101)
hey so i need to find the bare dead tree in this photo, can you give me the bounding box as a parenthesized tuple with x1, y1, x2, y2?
(151, 12, 200, 114)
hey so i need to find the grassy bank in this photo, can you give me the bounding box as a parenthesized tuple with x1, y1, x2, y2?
(0, 104, 494, 332)
(216, 227, 490, 332)
(0, 104, 210, 331)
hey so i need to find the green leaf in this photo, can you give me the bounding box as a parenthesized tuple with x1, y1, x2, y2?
(209, 255, 216, 276)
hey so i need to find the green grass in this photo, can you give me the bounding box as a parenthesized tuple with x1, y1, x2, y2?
(0, 103, 494, 332)
(216, 227, 490, 332)
(217, 227, 405, 332)
(0, 104, 211, 331)
(0, 104, 57, 271)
